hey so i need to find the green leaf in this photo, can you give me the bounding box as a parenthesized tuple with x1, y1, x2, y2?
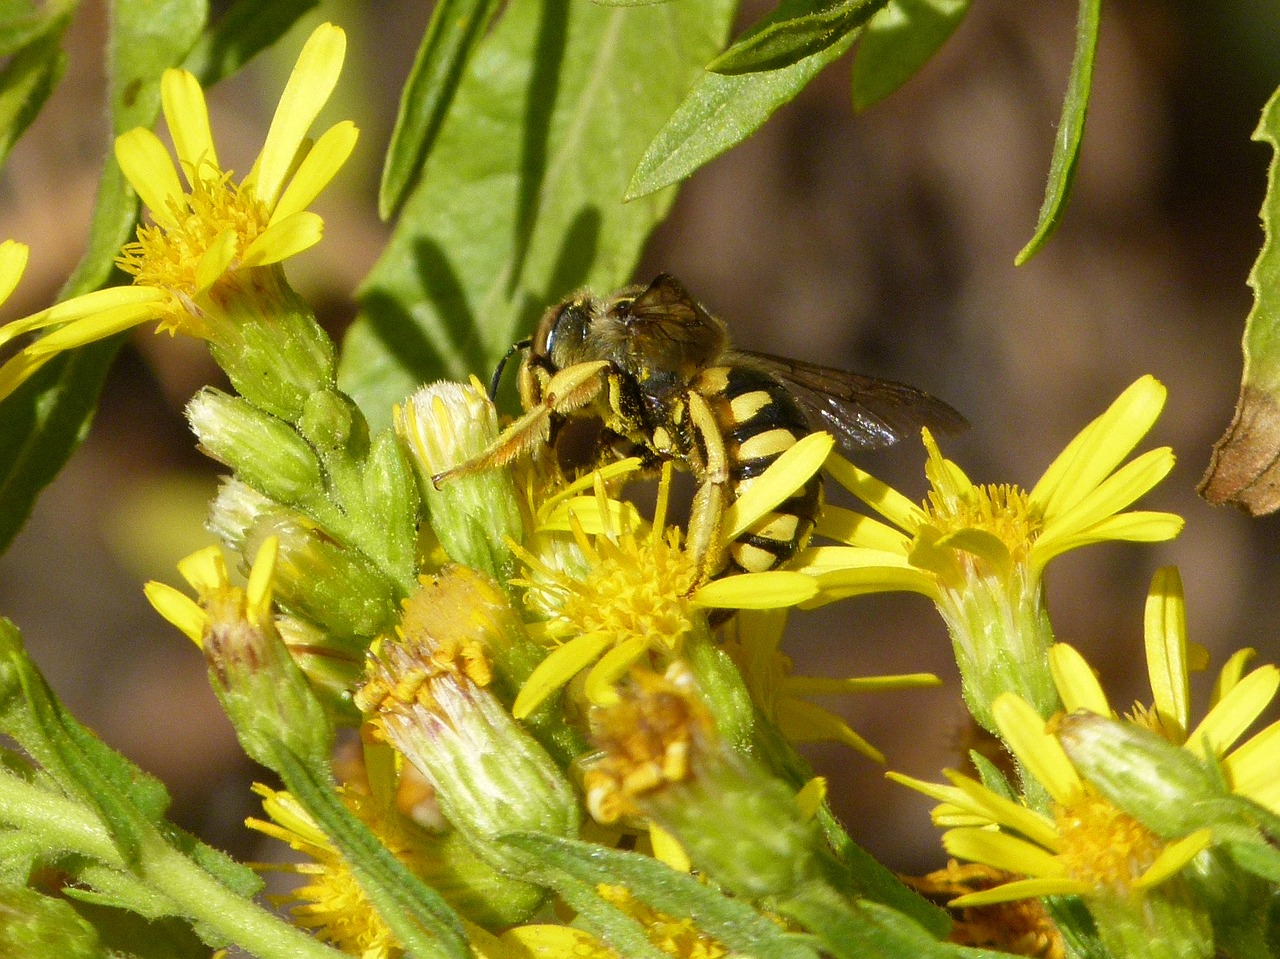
(0, 885, 104, 959)
(340, 0, 734, 430)
(709, 0, 883, 75)
(0, 0, 75, 56)
(182, 0, 317, 86)
(1201, 85, 1280, 516)
(0, 13, 68, 173)
(0, 2, 204, 557)
(378, 0, 501, 219)
(625, 25, 858, 201)
(850, 0, 970, 110)
(504, 832, 823, 959)
(1014, 0, 1100, 265)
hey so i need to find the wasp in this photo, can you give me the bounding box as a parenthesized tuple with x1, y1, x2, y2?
(433, 274, 966, 579)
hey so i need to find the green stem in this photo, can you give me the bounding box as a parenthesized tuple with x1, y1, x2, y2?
(0, 772, 343, 959)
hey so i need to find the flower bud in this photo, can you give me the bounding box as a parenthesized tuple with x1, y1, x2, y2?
(396, 381, 523, 582)
(1055, 712, 1235, 838)
(187, 387, 323, 505)
(585, 665, 820, 899)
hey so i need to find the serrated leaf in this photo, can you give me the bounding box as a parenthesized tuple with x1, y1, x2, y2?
(182, 0, 317, 86)
(626, 25, 859, 201)
(709, 0, 883, 75)
(0, 14, 68, 173)
(850, 0, 970, 110)
(504, 832, 823, 959)
(1014, 0, 1100, 265)
(379, 0, 501, 219)
(1201, 84, 1280, 515)
(340, 0, 734, 430)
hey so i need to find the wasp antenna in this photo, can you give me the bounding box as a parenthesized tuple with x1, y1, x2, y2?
(489, 338, 532, 400)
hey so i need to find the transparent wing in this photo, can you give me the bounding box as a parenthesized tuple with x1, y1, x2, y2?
(738, 350, 968, 451)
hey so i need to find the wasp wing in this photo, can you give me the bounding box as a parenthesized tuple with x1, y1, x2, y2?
(737, 350, 968, 451)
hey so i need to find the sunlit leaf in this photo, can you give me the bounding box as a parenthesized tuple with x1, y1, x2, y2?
(709, 0, 884, 75)
(850, 0, 970, 110)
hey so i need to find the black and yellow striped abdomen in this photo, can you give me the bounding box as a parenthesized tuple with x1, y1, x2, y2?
(702, 364, 823, 574)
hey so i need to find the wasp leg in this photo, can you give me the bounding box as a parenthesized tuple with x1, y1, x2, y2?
(684, 390, 731, 582)
(432, 360, 614, 487)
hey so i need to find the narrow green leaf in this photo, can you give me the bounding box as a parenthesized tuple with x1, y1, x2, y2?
(270, 746, 469, 959)
(1201, 85, 1280, 515)
(849, 0, 970, 110)
(504, 832, 823, 959)
(625, 25, 859, 201)
(341, 0, 734, 429)
(709, 0, 883, 75)
(1014, 0, 1100, 265)
(182, 0, 317, 86)
(0, 15, 67, 173)
(0, 2, 204, 557)
(378, 0, 501, 220)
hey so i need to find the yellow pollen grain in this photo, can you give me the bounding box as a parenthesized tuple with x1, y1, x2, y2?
(117, 175, 268, 295)
(926, 483, 1041, 559)
(1053, 794, 1162, 894)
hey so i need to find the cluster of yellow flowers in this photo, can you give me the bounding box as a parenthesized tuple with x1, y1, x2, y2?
(2, 22, 1278, 959)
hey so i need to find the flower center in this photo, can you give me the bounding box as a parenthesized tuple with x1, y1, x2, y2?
(1053, 792, 1162, 894)
(117, 172, 268, 300)
(925, 482, 1042, 563)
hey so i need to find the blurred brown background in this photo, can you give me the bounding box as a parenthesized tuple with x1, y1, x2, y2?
(1, 0, 1278, 874)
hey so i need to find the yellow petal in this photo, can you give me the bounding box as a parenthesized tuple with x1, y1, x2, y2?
(160, 68, 218, 183)
(693, 570, 817, 608)
(512, 632, 612, 719)
(0, 348, 56, 403)
(143, 581, 207, 646)
(269, 120, 358, 225)
(824, 452, 927, 531)
(791, 545, 913, 575)
(949, 876, 1093, 907)
(991, 693, 1082, 804)
(24, 302, 162, 354)
(943, 827, 1065, 879)
(648, 823, 691, 872)
(114, 127, 185, 231)
(1211, 647, 1257, 707)
(1029, 374, 1166, 522)
(1185, 665, 1279, 759)
(775, 698, 884, 762)
(245, 536, 278, 626)
(782, 672, 940, 695)
(1049, 643, 1111, 716)
(795, 777, 826, 820)
(583, 635, 650, 706)
(195, 229, 238, 293)
(0, 240, 29, 305)
(239, 211, 323, 267)
(1222, 719, 1280, 804)
(814, 504, 912, 552)
(251, 23, 346, 209)
(177, 543, 228, 594)
(804, 565, 938, 606)
(1144, 566, 1190, 742)
(723, 431, 832, 539)
(541, 494, 641, 536)
(944, 770, 1062, 851)
(1134, 829, 1211, 890)
(1030, 510, 1184, 575)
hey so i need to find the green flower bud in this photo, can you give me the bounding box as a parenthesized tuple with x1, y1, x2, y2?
(1056, 712, 1236, 838)
(356, 579, 579, 876)
(298, 389, 368, 461)
(187, 388, 323, 505)
(361, 430, 420, 586)
(244, 513, 398, 640)
(586, 665, 821, 899)
(207, 478, 274, 550)
(396, 381, 523, 583)
(204, 267, 335, 421)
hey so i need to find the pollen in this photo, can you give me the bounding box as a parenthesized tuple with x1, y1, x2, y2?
(1052, 792, 1162, 895)
(560, 529, 699, 651)
(595, 884, 729, 959)
(925, 481, 1042, 562)
(117, 172, 268, 307)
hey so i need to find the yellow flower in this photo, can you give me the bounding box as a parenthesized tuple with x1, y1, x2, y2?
(144, 537, 278, 648)
(723, 608, 939, 761)
(248, 782, 403, 959)
(511, 438, 831, 719)
(0, 23, 355, 402)
(799, 375, 1183, 729)
(889, 692, 1211, 906)
(1050, 566, 1280, 815)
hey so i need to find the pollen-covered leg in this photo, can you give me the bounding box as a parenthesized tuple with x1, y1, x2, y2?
(432, 360, 613, 486)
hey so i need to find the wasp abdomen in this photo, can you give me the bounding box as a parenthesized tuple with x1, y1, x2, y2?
(704, 365, 823, 574)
